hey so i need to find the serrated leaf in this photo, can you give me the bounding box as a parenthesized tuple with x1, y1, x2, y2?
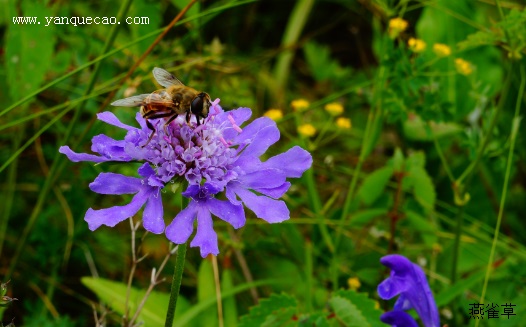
(238, 293, 297, 327)
(408, 167, 436, 211)
(332, 290, 384, 327)
(82, 277, 190, 327)
(298, 312, 332, 327)
(357, 166, 394, 206)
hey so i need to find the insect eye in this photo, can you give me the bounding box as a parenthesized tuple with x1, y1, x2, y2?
(191, 94, 204, 114)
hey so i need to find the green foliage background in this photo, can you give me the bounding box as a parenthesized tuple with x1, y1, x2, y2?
(1, 0, 525, 326)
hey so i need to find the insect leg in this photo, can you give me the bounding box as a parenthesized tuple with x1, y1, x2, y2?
(141, 112, 174, 147)
(163, 113, 180, 135)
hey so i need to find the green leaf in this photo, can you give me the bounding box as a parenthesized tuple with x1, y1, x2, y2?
(349, 209, 388, 227)
(357, 166, 394, 206)
(129, 0, 161, 55)
(221, 267, 238, 327)
(238, 293, 297, 327)
(407, 167, 436, 211)
(81, 276, 191, 327)
(303, 41, 352, 82)
(403, 116, 462, 141)
(329, 290, 383, 327)
(197, 259, 217, 326)
(405, 210, 437, 246)
(5, 0, 56, 101)
(298, 312, 332, 327)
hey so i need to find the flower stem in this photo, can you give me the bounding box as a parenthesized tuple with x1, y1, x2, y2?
(165, 188, 189, 327)
(164, 242, 187, 327)
(477, 65, 525, 327)
(450, 62, 513, 284)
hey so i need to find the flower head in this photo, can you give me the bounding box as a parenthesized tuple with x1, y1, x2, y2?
(264, 109, 284, 121)
(455, 58, 473, 76)
(324, 102, 344, 116)
(336, 117, 352, 129)
(60, 99, 312, 257)
(388, 17, 408, 38)
(291, 99, 310, 112)
(347, 277, 361, 291)
(408, 38, 426, 53)
(377, 254, 440, 327)
(433, 43, 451, 57)
(298, 124, 317, 137)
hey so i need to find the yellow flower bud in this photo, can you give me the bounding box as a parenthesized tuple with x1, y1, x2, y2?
(297, 124, 316, 137)
(336, 117, 352, 129)
(264, 109, 284, 121)
(324, 102, 344, 116)
(455, 58, 473, 76)
(347, 277, 361, 291)
(388, 17, 408, 38)
(291, 99, 310, 112)
(433, 43, 451, 57)
(408, 38, 426, 53)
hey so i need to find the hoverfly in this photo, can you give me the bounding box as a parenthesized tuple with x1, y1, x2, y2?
(111, 67, 211, 146)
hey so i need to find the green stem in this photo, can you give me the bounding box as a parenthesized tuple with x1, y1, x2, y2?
(294, 113, 334, 253)
(165, 243, 188, 327)
(5, 0, 133, 280)
(165, 188, 189, 327)
(450, 62, 513, 285)
(273, 0, 315, 102)
(305, 240, 313, 313)
(477, 65, 525, 326)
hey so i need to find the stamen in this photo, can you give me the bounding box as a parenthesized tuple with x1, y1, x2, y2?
(228, 114, 243, 133)
(219, 136, 229, 146)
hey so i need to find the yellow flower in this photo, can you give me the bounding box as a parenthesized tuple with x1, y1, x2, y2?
(455, 58, 473, 76)
(433, 43, 451, 57)
(324, 102, 344, 116)
(388, 17, 408, 38)
(347, 277, 361, 291)
(297, 124, 316, 137)
(336, 117, 352, 129)
(291, 99, 310, 112)
(408, 38, 426, 53)
(264, 109, 283, 121)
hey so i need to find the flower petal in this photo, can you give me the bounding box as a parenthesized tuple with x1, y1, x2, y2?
(165, 202, 198, 244)
(235, 117, 280, 158)
(143, 191, 164, 234)
(97, 112, 136, 131)
(262, 146, 312, 178)
(208, 198, 245, 228)
(232, 184, 290, 223)
(218, 107, 253, 140)
(91, 134, 131, 161)
(237, 169, 286, 189)
(190, 206, 219, 257)
(84, 188, 150, 230)
(89, 173, 142, 195)
(380, 311, 419, 327)
(377, 273, 410, 300)
(138, 162, 155, 178)
(59, 146, 111, 163)
(255, 182, 291, 199)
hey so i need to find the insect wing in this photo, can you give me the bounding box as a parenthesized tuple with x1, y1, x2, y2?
(152, 67, 184, 88)
(111, 94, 150, 107)
(147, 90, 176, 107)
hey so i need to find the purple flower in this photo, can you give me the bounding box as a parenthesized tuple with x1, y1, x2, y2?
(165, 183, 244, 257)
(224, 117, 312, 223)
(377, 254, 440, 327)
(85, 162, 165, 234)
(59, 98, 312, 256)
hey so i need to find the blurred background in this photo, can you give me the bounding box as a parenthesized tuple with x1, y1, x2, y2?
(1, 0, 525, 326)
